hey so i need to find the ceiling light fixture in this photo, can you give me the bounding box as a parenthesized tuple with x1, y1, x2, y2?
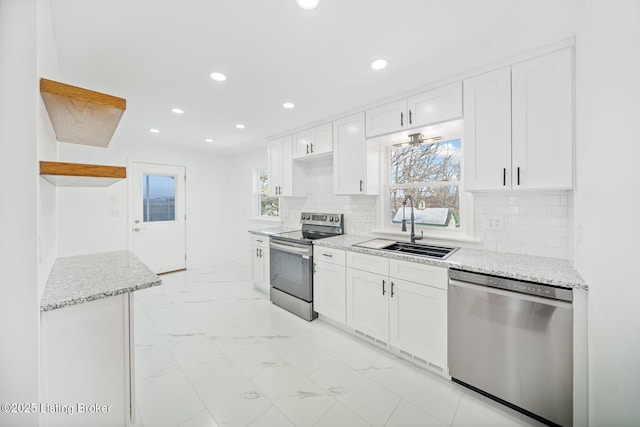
(296, 0, 320, 10)
(283, 102, 295, 109)
(149, 128, 160, 133)
(235, 124, 246, 129)
(370, 59, 388, 70)
(205, 138, 214, 143)
(209, 72, 227, 82)
(393, 133, 442, 148)
(171, 108, 184, 114)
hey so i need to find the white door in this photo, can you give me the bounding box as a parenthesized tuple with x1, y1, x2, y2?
(345, 268, 389, 343)
(365, 98, 406, 138)
(131, 162, 186, 274)
(512, 48, 573, 189)
(334, 112, 366, 195)
(314, 261, 347, 324)
(463, 67, 512, 190)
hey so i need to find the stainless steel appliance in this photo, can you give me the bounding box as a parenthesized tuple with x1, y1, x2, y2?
(269, 212, 344, 321)
(448, 269, 573, 427)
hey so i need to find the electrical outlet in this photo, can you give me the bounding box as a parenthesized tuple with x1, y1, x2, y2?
(487, 216, 504, 231)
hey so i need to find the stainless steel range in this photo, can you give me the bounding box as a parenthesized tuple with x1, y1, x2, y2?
(269, 212, 344, 321)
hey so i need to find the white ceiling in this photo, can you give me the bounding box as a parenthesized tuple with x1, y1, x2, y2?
(49, 0, 585, 155)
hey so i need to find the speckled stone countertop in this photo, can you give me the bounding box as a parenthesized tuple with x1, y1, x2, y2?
(249, 226, 300, 237)
(314, 234, 587, 290)
(40, 250, 162, 312)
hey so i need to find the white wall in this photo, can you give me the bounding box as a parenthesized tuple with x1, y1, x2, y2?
(57, 142, 234, 268)
(575, 0, 640, 424)
(0, 0, 42, 425)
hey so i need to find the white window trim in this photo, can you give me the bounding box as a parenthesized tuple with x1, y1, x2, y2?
(253, 166, 280, 222)
(374, 137, 477, 243)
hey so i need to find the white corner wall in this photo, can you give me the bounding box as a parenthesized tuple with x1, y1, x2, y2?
(575, 0, 640, 424)
(0, 0, 40, 425)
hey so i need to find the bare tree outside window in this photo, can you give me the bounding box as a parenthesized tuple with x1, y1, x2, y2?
(257, 168, 279, 217)
(388, 139, 461, 228)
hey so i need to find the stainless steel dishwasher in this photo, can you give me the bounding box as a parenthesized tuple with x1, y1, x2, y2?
(448, 269, 573, 427)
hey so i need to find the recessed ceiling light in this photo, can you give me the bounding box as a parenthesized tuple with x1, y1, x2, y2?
(370, 59, 388, 71)
(209, 72, 226, 81)
(296, 0, 320, 10)
(149, 128, 160, 133)
(283, 102, 295, 109)
(235, 124, 246, 129)
(171, 108, 184, 114)
(205, 138, 214, 143)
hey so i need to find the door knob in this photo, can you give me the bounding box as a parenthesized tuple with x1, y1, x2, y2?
(134, 227, 140, 232)
(134, 219, 140, 224)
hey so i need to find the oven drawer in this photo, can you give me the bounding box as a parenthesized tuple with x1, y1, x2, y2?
(346, 252, 389, 276)
(314, 246, 345, 266)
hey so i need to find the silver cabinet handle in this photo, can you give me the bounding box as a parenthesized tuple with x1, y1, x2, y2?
(321, 253, 333, 258)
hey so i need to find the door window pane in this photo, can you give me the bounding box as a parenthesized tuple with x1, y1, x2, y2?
(143, 175, 176, 222)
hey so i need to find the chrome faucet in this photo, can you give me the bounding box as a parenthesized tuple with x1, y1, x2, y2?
(401, 195, 423, 244)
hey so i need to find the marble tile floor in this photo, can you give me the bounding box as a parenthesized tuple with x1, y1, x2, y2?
(134, 262, 545, 427)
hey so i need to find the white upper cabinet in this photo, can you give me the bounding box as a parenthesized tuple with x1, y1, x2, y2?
(268, 136, 293, 196)
(365, 82, 462, 138)
(512, 48, 573, 189)
(292, 122, 333, 159)
(407, 82, 463, 130)
(333, 112, 379, 195)
(464, 67, 513, 190)
(464, 48, 573, 191)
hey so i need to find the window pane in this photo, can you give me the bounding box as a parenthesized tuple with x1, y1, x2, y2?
(390, 139, 461, 185)
(143, 175, 176, 222)
(259, 169, 269, 194)
(260, 194, 279, 216)
(389, 187, 460, 227)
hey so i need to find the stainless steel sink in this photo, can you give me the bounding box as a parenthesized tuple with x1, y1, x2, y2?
(380, 241, 458, 259)
(353, 239, 458, 260)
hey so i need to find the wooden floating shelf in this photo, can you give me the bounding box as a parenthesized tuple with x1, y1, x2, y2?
(40, 161, 126, 187)
(40, 78, 126, 147)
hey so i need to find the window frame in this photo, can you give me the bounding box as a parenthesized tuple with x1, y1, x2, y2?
(376, 134, 475, 242)
(254, 167, 280, 221)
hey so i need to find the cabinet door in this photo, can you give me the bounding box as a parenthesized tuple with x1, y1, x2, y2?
(251, 244, 265, 289)
(334, 113, 367, 195)
(260, 245, 270, 289)
(463, 67, 512, 190)
(267, 139, 283, 197)
(512, 48, 573, 189)
(280, 136, 293, 196)
(310, 122, 333, 156)
(365, 99, 406, 138)
(292, 123, 333, 159)
(389, 279, 447, 371)
(314, 261, 346, 324)
(407, 82, 462, 128)
(346, 268, 389, 343)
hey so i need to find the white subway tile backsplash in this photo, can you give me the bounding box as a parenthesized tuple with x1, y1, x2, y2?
(474, 190, 572, 260)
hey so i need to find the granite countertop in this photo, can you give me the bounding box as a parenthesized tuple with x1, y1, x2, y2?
(40, 250, 162, 312)
(249, 226, 300, 237)
(314, 234, 587, 290)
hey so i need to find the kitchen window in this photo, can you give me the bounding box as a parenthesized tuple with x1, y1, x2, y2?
(255, 167, 279, 218)
(384, 137, 467, 235)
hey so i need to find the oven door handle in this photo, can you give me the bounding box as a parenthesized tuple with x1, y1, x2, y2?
(270, 241, 311, 256)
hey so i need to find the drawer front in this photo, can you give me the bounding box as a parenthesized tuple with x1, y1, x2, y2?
(314, 246, 346, 266)
(251, 235, 268, 247)
(346, 251, 389, 276)
(389, 259, 447, 290)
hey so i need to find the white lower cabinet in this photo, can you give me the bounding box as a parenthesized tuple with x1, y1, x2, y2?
(40, 294, 135, 427)
(346, 252, 448, 373)
(250, 235, 270, 291)
(313, 247, 346, 324)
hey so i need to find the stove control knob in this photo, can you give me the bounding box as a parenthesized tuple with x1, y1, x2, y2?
(334, 216, 340, 222)
(329, 217, 334, 222)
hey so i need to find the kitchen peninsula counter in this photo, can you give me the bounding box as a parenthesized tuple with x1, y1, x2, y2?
(40, 250, 161, 312)
(314, 234, 587, 290)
